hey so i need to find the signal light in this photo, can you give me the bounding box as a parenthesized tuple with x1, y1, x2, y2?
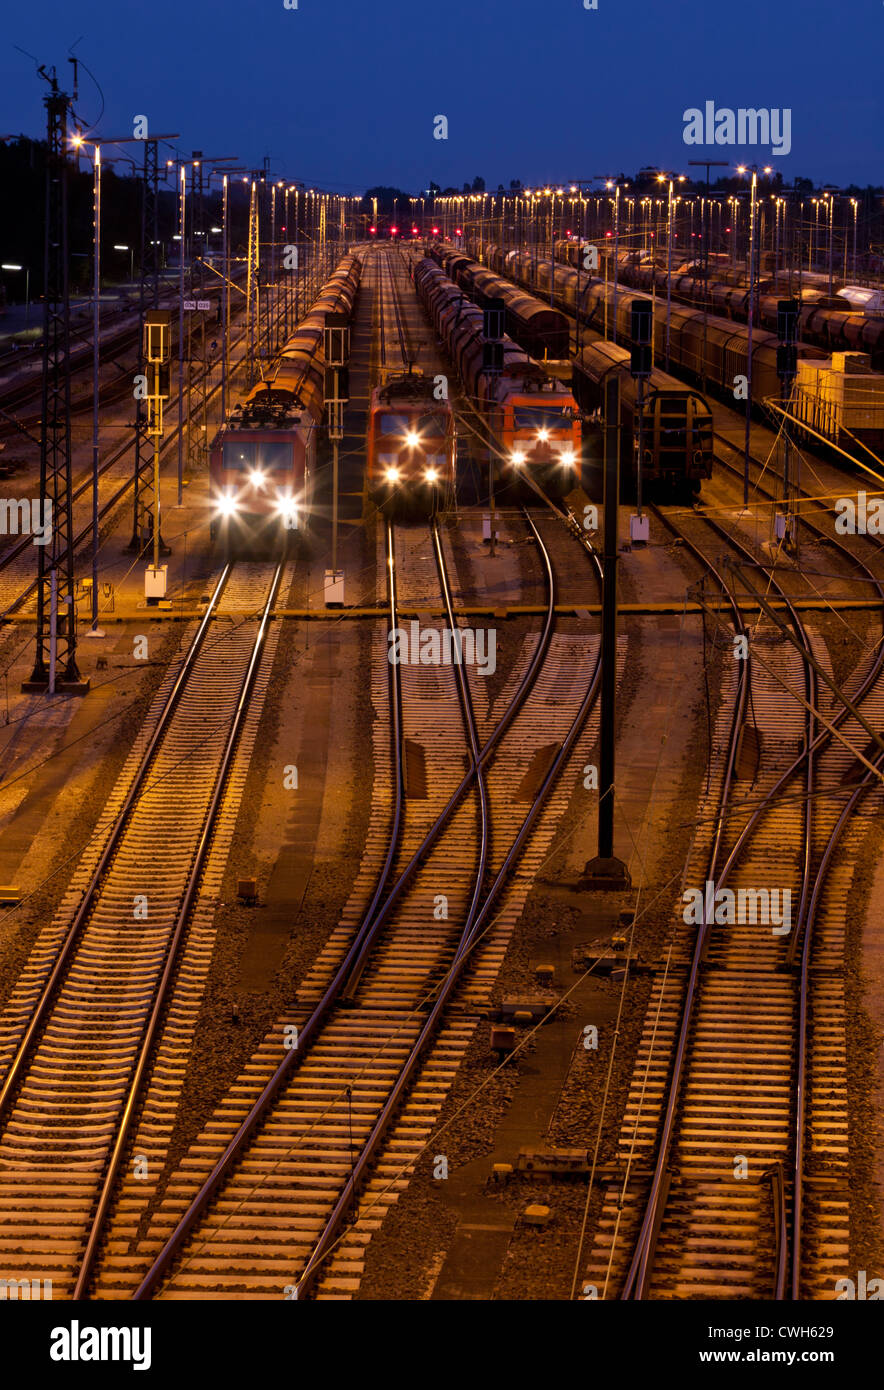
(390, 226, 398, 235)
(369, 226, 376, 233)
(432, 226, 439, 234)
(455, 228, 462, 235)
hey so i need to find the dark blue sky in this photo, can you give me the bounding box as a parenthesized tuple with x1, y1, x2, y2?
(1, 0, 880, 190)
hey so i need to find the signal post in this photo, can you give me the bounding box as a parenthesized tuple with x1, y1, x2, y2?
(582, 300, 653, 891)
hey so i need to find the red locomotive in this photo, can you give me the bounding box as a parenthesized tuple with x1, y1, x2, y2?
(209, 254, 361, 549)
(366, 370, 455, 513)
(413, 257, 580, 496)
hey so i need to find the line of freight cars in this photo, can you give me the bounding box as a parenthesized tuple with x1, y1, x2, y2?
(479, 245, 884, 455)
(411, 255, 581, 497)
(428, 244, 571, 358)
(430, 243, 714, 494)
(209, 253, 362, 550)
(550, 238, 884, 364)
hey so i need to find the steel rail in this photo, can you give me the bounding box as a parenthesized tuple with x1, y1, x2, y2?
(0, 256, 328, 612)
(623, 490, 884, 1300)
(0, 561, 233, 1124)
(336, 520, 410, 1000)
(73, 560, 284, 1296)
(678, 509, 817, 1303)
(620, 510, 751, 1299)
(711, 445, 884, 1297)
(292, 514, 593, 1298)
(132, 504, 580, 1299)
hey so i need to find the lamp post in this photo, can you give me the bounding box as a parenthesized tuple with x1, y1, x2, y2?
(113, 244, 134, 283)
(737, 164, 772, 508)
(0, 264, 29, 329)
(825, 190, 835, 296)
(611, 182, 620, 343)
(596, 178, 623, 343)
(567, 182, 586, 353)
(657, 172, 686, 370)
(688, 160, 728, 394)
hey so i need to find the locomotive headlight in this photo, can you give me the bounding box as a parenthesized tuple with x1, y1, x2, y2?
(425, 467, 439, 483)
(276, 495, 298, 524)
(560, 450, 576, 467)
(249, 468, 266, 489)
(405, 430, 420, 448)
(511, 450, 526, 466)
(537, 428, 549, 442)
(385, 466, 400, 482)
(217, 492, 238, 517)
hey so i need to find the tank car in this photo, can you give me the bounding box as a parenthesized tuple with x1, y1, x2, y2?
(499, 250, 826, 421)
(602, 245, 884, 366)
(429, 246, 570, 359)
(413, 257, 581, 497)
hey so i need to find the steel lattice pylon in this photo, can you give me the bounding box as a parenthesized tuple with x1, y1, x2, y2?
(129, 138, 162, 552)
(27, 70, 83, 692)
(187, 156, 209, 474)
(246, 181, 260, 385)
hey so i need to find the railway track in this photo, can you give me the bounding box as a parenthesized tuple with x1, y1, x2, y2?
(77, 496, 607, 1300)
(0, 306, 146, 434)
(0, 245, 610, 1304)
(0, 560, 286, 1298)
(0, 260, 330, 620)
(584, 484, 884, 1299)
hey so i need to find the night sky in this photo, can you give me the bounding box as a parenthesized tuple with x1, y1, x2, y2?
(1, 0, 880, 191)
